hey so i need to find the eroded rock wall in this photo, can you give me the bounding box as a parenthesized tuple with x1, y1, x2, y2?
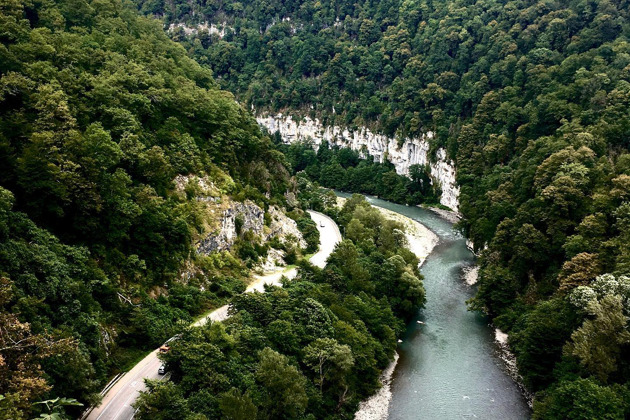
(257, 113, 460, 212)
(197, 200, 265, 254)
(196, 200, 306, 254)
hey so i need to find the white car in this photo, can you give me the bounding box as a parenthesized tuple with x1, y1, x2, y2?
(320, 221, 325, 228)
(158, 365, 166, 375)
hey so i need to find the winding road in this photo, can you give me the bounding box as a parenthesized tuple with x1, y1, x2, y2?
(85, 210, 341, 420)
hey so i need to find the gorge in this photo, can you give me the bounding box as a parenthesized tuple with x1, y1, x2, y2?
(4, 0, 630, 417)
(257, 114, 460, 212)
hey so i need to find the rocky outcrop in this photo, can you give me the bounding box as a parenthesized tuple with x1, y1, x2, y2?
(168, 22, 229, 37)
(197, 200, 265, 254)
(173, 174, 220, 202)
(266, 206, 307, 249)
(257, 113, 460, 212)
(260, 248, 287, 272)
(284, 191, 299, 207)
(196, 200, 305, 254)
(168, 17, 301, 38)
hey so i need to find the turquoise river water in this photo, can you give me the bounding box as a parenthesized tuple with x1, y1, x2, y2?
(336, 192, 530, 420)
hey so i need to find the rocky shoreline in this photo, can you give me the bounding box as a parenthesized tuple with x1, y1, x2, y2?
(494, 329, 535, 408)
(425, 206, 461, 224)
(373, 206, 439, 266)
(354, 353, 400, 420)
(462, 265, 479, 286)
(458, 247, 533, 409)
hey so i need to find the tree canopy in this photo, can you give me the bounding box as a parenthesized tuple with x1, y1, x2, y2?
(0, 0, 293, 417)
(134, 0, 630, 415)
(134, 194, 426, 419)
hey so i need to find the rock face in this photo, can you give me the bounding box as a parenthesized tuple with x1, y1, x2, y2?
(257, 113, 460, 212)
(173, 174, 220, 201)
(168, 22, 229, 37)
(267, 206, 307, 249)
(260, 248, 287, 272)
(197, 200, 265, 254)
(197, 200, 306, 254)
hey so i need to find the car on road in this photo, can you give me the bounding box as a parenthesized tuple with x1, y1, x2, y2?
(158, 344, 170, 353)
(320, 221, 325, 227)
(158, 365, 166, 375)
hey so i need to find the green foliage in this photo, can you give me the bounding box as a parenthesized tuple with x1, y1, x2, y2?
(284, 141, 440, 205)
(218, 389, 258, 420)
(565, 274, 630, 383)
(0, 0, 291, 414)
(134, 0, 630, 411)
(533, 378, 627, 420)
(135, 194, 423, 418)
(234, 232, 269, 266)
(510, 298, 582, 391)
(0, 277, 81, 420)
(566, 296, 630, 383)
(5, 0, 630, 413)
(33, 397, 83, 420)
(303, 338, 354, 391)
(296, 216, 320, 253)
(129, 299, 192, 347)
(255, 347, 309, 418)
(133, 381, 191, 420)
(293, 172, 338, 211)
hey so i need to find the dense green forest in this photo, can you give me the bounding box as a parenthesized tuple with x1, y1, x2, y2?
(4, 0, 630, 416)
(278, 139, 440, 205)
(0, 0, 301, 417)
(133, 0, 630, 416)
(134, 194, 426, 419)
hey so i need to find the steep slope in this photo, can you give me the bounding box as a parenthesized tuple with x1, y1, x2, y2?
(0, 0, 294, 417)
(136, 0, 630, 416)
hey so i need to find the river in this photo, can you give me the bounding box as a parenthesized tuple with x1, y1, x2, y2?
(336, 192, 531, 420)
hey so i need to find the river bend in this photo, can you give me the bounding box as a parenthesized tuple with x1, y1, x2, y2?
(337, 193, 530, 420)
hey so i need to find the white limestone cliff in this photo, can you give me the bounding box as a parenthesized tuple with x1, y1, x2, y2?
(257, 113, 460, 212)
(168, 22, 229, 37)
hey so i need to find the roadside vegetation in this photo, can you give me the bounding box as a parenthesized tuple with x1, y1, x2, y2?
(135, 194, 426, 419)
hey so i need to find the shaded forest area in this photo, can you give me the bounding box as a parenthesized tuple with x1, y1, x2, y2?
(278, 139, 440, 205)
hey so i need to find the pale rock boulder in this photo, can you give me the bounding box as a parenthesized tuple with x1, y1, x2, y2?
(197, 200, 305, 254)
(266, 205, 307, 249)
(173, 174, 220, 202)
(260, 248, 287, 273)
(197, 200, 264, 254)
(168, 22, 229, 37)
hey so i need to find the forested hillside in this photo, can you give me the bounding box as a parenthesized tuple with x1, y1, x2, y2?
(134, 194, 426, 419)
(137, 0, 630, 416)
(0, 0, 293, 417)
(3, 0, 630, 416)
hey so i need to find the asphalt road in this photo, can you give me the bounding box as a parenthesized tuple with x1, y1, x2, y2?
(85, 210, 341, 420)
